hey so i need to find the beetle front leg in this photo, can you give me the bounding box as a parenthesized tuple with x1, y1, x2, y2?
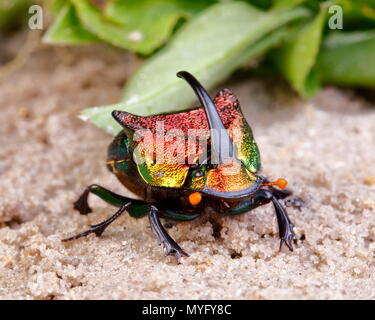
(254, 189, 295, 251)
(228, 189, 296, 251)
(148, 205, 189, 262)
(270, 194, 295, 251)
(63, 202, 131, 241)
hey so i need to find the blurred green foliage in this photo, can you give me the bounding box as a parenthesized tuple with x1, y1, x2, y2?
(0, 0, 30, 31)
(45, 0, 214, 54)
(1, 0, 374, 133)
(317, 30, 375, 87)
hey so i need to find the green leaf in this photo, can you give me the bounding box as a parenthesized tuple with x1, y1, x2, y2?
(43, 4, 99, 45)
(80, 2, 309, 135)
(70, 0, 213, 55)
(272, 6, 326, 97)
(317, 30, 375, 87)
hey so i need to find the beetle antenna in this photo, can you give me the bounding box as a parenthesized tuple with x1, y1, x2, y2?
(177, 71, 236, 165)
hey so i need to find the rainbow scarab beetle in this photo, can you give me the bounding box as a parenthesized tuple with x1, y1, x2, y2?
(63, 71, 300, 260)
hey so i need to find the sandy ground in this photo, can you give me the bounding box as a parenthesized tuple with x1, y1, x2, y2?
(0, 33, 374, 300)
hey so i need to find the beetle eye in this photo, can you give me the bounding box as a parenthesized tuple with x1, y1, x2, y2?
(193, 170, 203, 178)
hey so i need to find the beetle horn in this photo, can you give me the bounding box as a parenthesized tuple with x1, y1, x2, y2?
(177, 71, 235, 165)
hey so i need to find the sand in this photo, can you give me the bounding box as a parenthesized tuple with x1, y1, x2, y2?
(0, 33, 374, 300)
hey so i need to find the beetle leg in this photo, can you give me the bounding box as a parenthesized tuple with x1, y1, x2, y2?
(254, 189, 295, 251)
(270, 196, 295, 252)
(227, 189, 295, 252)
(74, 184, 138, 215)
(62, 203, 131, 241)
(148, 205, 189, 262)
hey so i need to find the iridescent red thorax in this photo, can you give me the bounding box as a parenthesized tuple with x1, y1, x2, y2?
(112, 86, 262, 199)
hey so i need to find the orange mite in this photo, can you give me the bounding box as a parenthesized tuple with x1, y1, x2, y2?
(264, 178, 288, 190)
(188, 192, 202, 206)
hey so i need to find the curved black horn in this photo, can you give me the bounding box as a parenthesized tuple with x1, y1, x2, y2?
(177, 71, 235, 164)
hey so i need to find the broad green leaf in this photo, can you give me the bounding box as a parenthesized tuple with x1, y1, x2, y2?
(43, 4, 99, 45)
(71, 0, 213, 55)
(272, 6, 326, 97)
(80, 2, 309, 135)
(317, 30, 375, 87)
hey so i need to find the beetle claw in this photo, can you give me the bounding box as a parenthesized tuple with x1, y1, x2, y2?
(279, 220, 295, 252)
(74, 201, 92, 215)
(73, 188, 93, 215)
(163, 242, 189, 262)
(279, 232, 295, 252)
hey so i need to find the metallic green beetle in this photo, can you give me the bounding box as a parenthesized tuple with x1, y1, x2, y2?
(63, 71, 300, 260)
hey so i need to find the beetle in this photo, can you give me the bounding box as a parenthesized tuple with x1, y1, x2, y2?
(63, 71, 300, 260)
